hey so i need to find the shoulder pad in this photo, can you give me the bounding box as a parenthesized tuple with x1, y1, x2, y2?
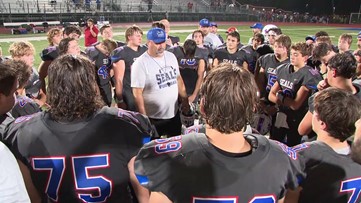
(40, 46, 59, 61)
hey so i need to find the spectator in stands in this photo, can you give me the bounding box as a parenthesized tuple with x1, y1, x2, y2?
(84, 18, 99, 47)
(96, 0, 101, 10)
(0, 62, 30, 203)
(338, 33, 353, 54)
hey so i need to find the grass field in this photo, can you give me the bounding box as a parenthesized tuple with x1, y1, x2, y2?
(0, 24, 360, 68)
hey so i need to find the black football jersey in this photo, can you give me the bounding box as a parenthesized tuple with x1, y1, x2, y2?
(241, 44, 259, 73)
(85, 46, 113, 105)
(86, 46, 112, 86)
(0, 113, 13, 138)
(214, 47, 248, 67)
(195, 46, 210, 65)
(3, 107, 155, 203)
(40, 46, 59, 61)
(111, 45, 147, 88)
(258, 53, 290, 93)
(276, 64, 322, 116)
(25, 68, 41, 99)
(168, 46, 203, 96)
(256, 44, 274, 57)
(11, 95, 40, 118)
(292, 141, 361, 203)
(135, 133, 299, 202)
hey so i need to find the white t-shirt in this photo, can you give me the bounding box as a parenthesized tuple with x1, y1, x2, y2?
(0, 142, 30, 203)
(131, 51, 180, 119)
(186, 32, 222, 50)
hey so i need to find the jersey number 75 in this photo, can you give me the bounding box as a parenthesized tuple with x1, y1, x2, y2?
(32, 154, 112, 202)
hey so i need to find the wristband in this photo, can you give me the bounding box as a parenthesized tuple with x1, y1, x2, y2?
(276, 92, 285, 104)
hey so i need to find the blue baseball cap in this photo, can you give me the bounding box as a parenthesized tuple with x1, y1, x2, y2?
(358, 31, 361, 39)
(210, 22, 217, 27)
(147, 27, 166, 44)
(305, 35, 316, 41)
(250, 23, 263, 29)
(199, 18, 210, 27)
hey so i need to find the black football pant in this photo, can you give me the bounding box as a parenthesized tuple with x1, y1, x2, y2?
(149, 111, 181, 139)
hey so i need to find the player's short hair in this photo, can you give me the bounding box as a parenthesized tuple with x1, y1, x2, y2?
(160, 19, 170, 27)
(47, 54, 104, 121)
(275, 34, 292, 51)
(316, 36, 332, 45)
(63, 25, 82, 37)
(151, 21, 165, 30)
(339, 33, 353, 45)
(192, 30, 205, 39)
(315, 31, 329, 38)
(125, 25, 143, 42)
(268, 27, 282, 35)
(8, 41, 35, 58)
(5, 60, 30, 88)
(47, 28, 62, 46)
(102, 39, 117, 54)
(100, 24, 111, 35)
(291, 42, 313, 57)
(0, 62, 17, 96)
(200, 63, 259, 134)
(226, 31, 240, 42)
(314, 87, 361, 142)
(327, 52, 356, 79)
(253, 33, 264, 44)
(58, 38, 77, 55)
(312, 43, 335, 60)
(183, 39, 197, 58)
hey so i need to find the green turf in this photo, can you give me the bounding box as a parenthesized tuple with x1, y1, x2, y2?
(0, 24, 359, 68)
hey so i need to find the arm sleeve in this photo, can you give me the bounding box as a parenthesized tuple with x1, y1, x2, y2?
(302, 68, 322, 91)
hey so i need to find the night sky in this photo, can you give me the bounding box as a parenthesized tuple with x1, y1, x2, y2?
(239, 0, 361, 15)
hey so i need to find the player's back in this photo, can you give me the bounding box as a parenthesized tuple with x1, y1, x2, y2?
(135, 133, 299, 202)
(4, 106, 152, 203)
(296, 141, 361, 203)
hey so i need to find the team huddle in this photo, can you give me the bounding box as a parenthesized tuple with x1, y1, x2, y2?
(0, 17, 361, 203)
